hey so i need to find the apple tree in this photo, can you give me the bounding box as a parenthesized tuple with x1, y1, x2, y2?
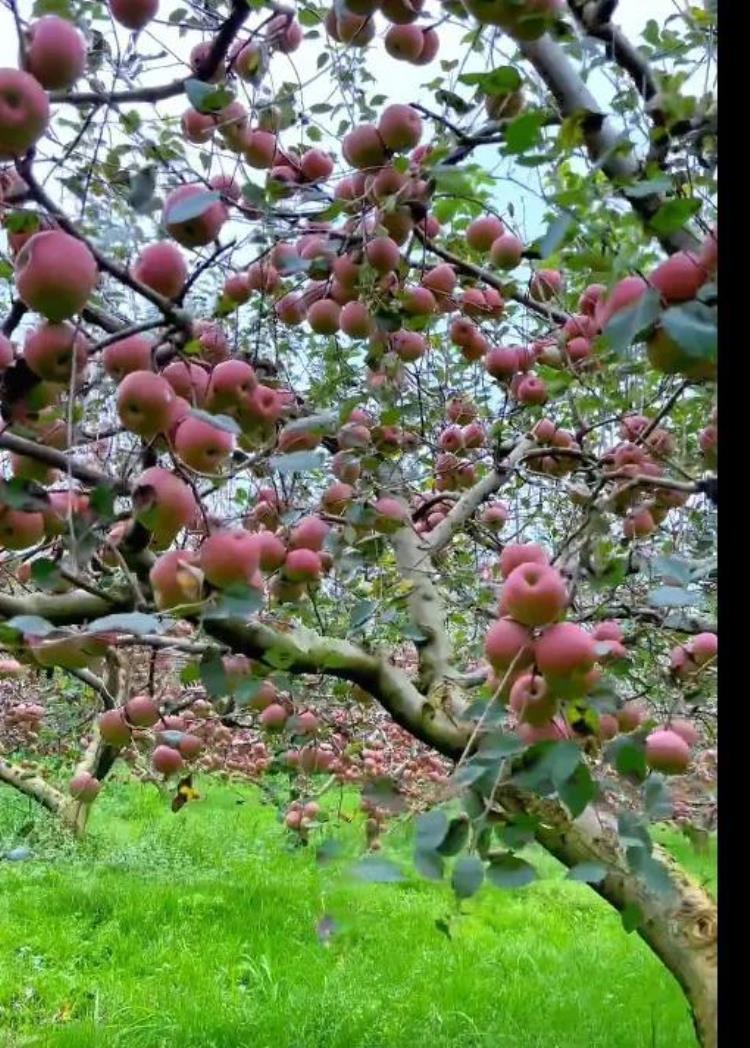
(0, 1, 716, 1043)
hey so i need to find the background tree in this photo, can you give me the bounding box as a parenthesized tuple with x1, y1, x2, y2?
(0, 1, 717, 1044)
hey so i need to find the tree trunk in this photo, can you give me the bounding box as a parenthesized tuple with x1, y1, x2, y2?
(496, 786, 717, 1048)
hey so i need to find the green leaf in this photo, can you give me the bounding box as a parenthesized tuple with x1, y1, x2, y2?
(203, 584, 264, 622)
(617, 813, 652, 853)
(537, 213, 573, 258)
(452, 854, 485, 899)
(437, 816, 471, 857)
(605, 736, 647, 780)
(241, 182, 266, 208)
(627, 848, 675, 896)
(504, 111, 547, 154)
(267, 451, 325, 475)
(647, 586, 698, 609)
(621, 177, 673, 198)
(30, 558, 63, 590)
(87, 612, 162, 636)
(416, 809, 449, 852)
(187, 408, 241, 435)
(349, 600, 376, 630)
(459, 66, 522, 94)
(547, 741, 582, 789)
(199, 657, 229, 698)
(5, 615, 55, 637)
(496, 814, 538, 850)
(89, 486, 116, 520)
(643, 775, 673, 821)
(352, 856, 405, 883)
(128, 166, 157, 214)
(414, 849, 445, 881)
(164, 189, 221, 225)
(487, 853, 537, 889)
(650, 555, 693, 587)
(476, 730, 524, 761)
(661, 301, 717, 362)
(649, 197, 701, 236)
(184, 79, 235, 114)
(602, 289, 662, 354)
(566, 862, 608, 884)
(621, 902, 643, 933)
(557, 764, 597, 818)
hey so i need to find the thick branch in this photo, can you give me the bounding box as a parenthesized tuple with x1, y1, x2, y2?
(517, 35, 699, 254)
(0, 432, 128, 494)
(50, 0, 252, 108)
(0, 588, 129, 624)
(0, 758, 65, 814)
(428, 439, 535, 554)
(414, 229, 568, 324)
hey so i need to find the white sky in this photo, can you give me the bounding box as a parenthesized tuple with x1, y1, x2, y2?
(0, 0, 702, 246)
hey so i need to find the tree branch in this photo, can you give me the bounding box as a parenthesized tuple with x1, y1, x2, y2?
(517, 34, 699, 254)
(0, 432, 128, 494)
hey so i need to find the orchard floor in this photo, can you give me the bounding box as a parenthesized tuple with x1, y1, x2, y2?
(0, 776, 716, 1048)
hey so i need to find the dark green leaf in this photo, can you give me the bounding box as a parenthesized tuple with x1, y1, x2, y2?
(349, 600, 376, 630)
(476, 730, 524, 761)
(557, 764, 597, 818)
(487, 853, 537, 889)
(627, 848, 675, 896)
(459, 66, 522, 94)
(414, 849, 445, 881)
(452, 854, 485, 899)
(188, 409, 241, 435)
(504, 111, 547, 154)
(566, 862, 608, 884)
(267, 451, 325, 475)
(437, 816, 471, 856)
(617, 813, 652, 852)
(538, 214, 573, 258)
(352, 856, 405, 883)
(661, 301, 717, 362)
(204, 584, 264, 621)
(648, 586, 698, 609)
(606, 736, 647, 780)
(199, 657, 229, 698)
(602, 288, 662, 354)
(184, 79, 235, 114)
(621, 902, 643, 933)
(128, 166, 157, 213)
(87, 612, 162, 636)
(621, 177, 673, 198)
(165, 189, 222, 225)
(643, 775, 673, 821)
(416, 809, 449, 852)
(5, 615, 55, 637)
(649, 197, 701, 236)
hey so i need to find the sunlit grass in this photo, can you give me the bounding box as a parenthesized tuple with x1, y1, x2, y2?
(0, 777, 713, 1047)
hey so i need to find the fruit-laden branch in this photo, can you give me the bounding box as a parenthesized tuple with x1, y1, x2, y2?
(0, 432, 129, 494)
(577, 604, 716, 636)
(49, 0, 255, 107)
(390, 523, 454, 693)
(428, 438, 536, 554)
(413, 229, 569, 324)
(16, 162, 193, 330)
(567, 1, 657, 101)
(0, 757, 65, 814)
(496, 785, 717, 1048)
(517, 35, 700, 255)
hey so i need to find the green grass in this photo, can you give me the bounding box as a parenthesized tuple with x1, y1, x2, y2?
(0, 776, 715, 1048)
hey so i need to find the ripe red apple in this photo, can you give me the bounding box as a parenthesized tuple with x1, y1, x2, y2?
(283, 547, 322, 582)
(289, 516, 330, 551)
(124, 695, 160, 728)
(617, 701, 645, 733)
(199, 530, 261, 589)
(256, 531, 286, 573)
(152, 744, 185, 776)
(131, 241, 187, 299)
(110, 0, 158, 30)
(645, 729, 690, 775)
(15, 230, 97, 321)
(490, 233, 523, 269)
(378, 104, 422, 151)
(500, 562, 568, 627)
(384, 24, 424, 61)
(163, 184, 227, 248)
(102, 335, 153, 380)
(68, 771, 101, 803)
(534, 622, 595, 681)
(0, 508, 45, 550)
(373, 497, 406, 533)
(342, 124, 388, 169)
(649, 251, 708, 304)
(149, 549, 203, 610)
(173, 415, 235, 473)
(24, 16, 86, 90)
(0, 69, 50, 160)
(116, 370, 176, 439)
(484, 617, 534, 672)
(307, 298, 341, 334)
(99, 709, 132, 748)
(486, 345, 520, 379)
(467, 215, 504, 252)
(690, 632, 717, 666)
(499, 543, 549, 579)
(24, 322, 89, 383)
(132, 466, 197, 548)
(260, 703, 289, 730)
(509, 672, 558, 725)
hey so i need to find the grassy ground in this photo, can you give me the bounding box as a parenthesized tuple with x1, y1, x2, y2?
(0, 775, 715, 1048)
